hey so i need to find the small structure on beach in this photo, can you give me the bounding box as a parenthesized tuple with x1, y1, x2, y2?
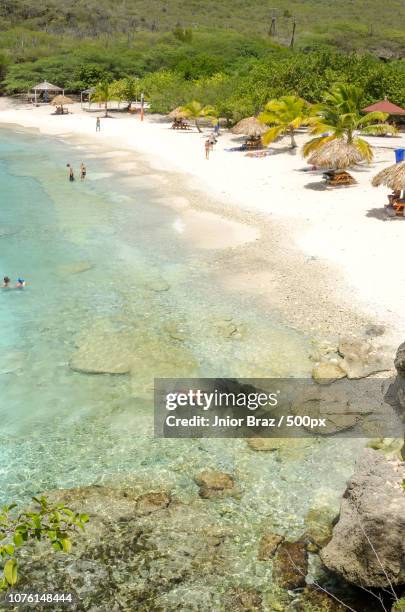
(231, 117, 267, 150)
(168, 107, 191, 130)
(362, 97, 405, 117)
(372, 161, 405, 216)
(308, 139, 362, 186)
(32, 81, 63, 105)
(80, 87, 95, 109)
(51, 94, 73, 114)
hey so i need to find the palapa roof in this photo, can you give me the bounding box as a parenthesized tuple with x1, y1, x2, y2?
(32, 81, 63, 92)
(231, 117, 268, 138)
(308, 138, 363, 170)
(372, 161, 405, 191)
(51, 95, 74, 106)
(362, 99, 405, 115)
(168, 106, 188, 119)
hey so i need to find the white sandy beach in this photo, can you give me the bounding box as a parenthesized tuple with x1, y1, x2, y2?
(1, 98, 404, 351)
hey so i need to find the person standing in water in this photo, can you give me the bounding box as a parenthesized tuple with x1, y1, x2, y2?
(96, 117, 101, 132)
(2, 276, 10, 288)
(67, 163, 75, 182)
(15, 278, 25, 288)
(80, 163, 87, 181)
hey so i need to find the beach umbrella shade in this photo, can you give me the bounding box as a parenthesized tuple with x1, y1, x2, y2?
(307, 139, 363, 170)
(33, 81, 63, 92)
(51, 95, 74, 106)
(231, 117, 268, 138)
(168, 107, 188, 119)
(231, 116, 268, 137)
(372, 161, 405, 191)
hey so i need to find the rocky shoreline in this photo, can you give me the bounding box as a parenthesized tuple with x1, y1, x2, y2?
(6, 343, 404, 611)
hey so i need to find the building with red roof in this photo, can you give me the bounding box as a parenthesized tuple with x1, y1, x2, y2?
(362, 97, 405, 115)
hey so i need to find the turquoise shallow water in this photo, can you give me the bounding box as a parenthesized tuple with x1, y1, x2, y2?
(0, 127, 362, 552)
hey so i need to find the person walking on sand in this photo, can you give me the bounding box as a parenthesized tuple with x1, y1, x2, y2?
(96, 117, 101, 132)
(205, 138, 211, 160)
(67, 163, 75, 182)
(80, 162, 87, 181)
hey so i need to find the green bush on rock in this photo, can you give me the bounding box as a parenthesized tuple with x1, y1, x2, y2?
(0, 496, 88, 590)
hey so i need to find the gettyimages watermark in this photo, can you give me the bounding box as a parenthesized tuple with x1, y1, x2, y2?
(154, 378, 404, 438)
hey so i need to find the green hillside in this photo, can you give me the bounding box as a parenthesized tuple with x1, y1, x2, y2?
(0, 0, 404, 119)
(1, 0, 405, 56)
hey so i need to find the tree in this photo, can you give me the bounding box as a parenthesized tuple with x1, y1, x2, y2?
(303, 83, 390, 161)
(110, 77, 141, 110)
(259, 95, 311, 148)
(91, 80, 116, 117)
(0, 496, 88, 590)
(178, 100, 217, 132)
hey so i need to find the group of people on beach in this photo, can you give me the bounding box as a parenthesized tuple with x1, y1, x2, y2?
(67, 162, 86, 182)
(2, 277, 25, 289)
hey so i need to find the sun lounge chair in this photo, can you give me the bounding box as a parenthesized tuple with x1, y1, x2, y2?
(171, 119, 191, 130)
(323, 170, 356, 187)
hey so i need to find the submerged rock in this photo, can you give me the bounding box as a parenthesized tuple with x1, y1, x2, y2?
(0, 226, 18, 238)
(146, 278, 170, 292)
(163, 321, 188, 341)
(58, 261, 94, 275)
(338, 336, 392, 379)
(194, 470, 235, 499)
(0, 351, 26, 375)
(312, 362, 346, 384)
(135, 491, 171, 515)
(321, 449, 405, 588)
(272, 541, 308, 589)
(70, 321, 199, 381)
(69, 332, 133, 374)
(297, 587, 346, 611)
(291, 384, 370, 435)
(257, 533, 284, 560)
(212, 317, 247, 340)
(246, 438, 314, 460)
(223, 587, 262, 611)
(303, 505, 337, 549)
(15, 485, 238, 610)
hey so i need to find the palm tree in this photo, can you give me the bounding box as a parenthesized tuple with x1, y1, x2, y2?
(92, 80, 115, 117)
(258, 96, 311, 149)
(303, 83, 390, 162)
(178, 100, 217, 132)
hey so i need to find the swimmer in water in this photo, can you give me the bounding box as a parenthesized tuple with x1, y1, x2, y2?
(15, 278, 25, 288)
(2, 276, 10, 288)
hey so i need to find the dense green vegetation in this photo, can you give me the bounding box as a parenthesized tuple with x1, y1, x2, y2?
(0, 2, 404, 122)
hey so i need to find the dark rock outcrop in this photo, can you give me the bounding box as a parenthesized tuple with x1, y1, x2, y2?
(321, 449, 405, 588)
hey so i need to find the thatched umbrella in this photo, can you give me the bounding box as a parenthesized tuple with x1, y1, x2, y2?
(231, 117, 268, 138)
(168, 106, 188, 120)
(307, 139, 363, 170)
(372, 162, 405, 191)
(51, 94, 74, 110)
(32, 81, 63, 104)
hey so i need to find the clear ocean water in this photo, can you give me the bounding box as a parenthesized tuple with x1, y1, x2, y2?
(0, 127, 362, 550)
